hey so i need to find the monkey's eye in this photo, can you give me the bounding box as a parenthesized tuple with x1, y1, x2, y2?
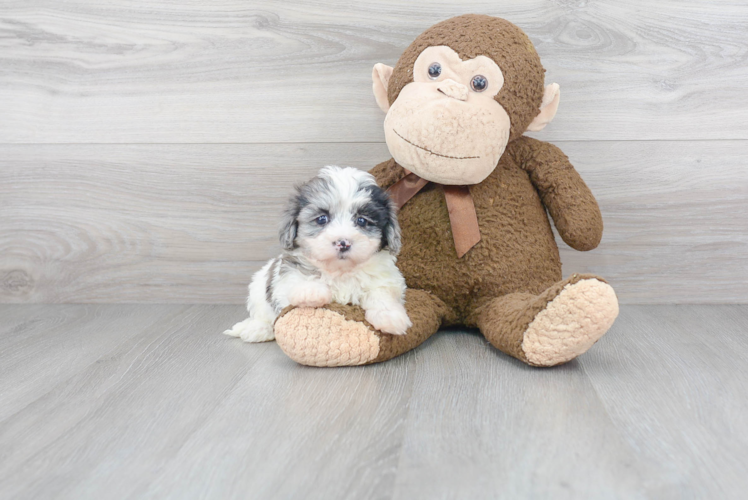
(356, 217, 369, 227)
(427, 62, 442, 80)
(471, 75, 488, 92)
(316, 215, 329, 225)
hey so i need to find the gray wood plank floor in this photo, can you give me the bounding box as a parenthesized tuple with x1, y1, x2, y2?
(1, 305, 746, 499)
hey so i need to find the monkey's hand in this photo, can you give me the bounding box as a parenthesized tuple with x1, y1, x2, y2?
(515, 137, 603, 251)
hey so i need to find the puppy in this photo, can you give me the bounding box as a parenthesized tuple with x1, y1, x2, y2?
(224, 166, 412, 343)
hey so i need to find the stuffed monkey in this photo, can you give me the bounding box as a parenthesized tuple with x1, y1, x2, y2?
(274, 14, 619, 367)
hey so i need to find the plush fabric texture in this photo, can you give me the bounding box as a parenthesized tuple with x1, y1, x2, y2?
(522, 278, 619, 366)
(527, 83, 561, 132)
(274, 307, 380, 367)
(470, 274, 611, 365)
(383, 45, 512, 186)
(384, 75, 510, 185)
(387, 14, 545, 142)
(275, 289, 450, 366)
(372, 63, 393, 112)
(370, 136, 603, 322)
(273, 14, 618, 368)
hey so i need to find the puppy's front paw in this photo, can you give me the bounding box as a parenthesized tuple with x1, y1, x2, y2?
(223, 318, 275, 343)
(288, 282, 332, 308)
(365, 303, 412, 336)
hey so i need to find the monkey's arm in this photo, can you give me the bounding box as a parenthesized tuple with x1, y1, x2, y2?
(514, 137, 603, 251)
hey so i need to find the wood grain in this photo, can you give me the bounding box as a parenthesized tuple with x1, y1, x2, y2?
(1, 141, 746, 304)
(1, 304, 747, 498)
(556, 140, 748, 304)
(0, 304, 417, 500)
(580, 305, 748, 498)
(391, 330, 650, 499)
(0, 305, 263, 499)
(142, 331, 416, 500)
(0, 304, 185, 421)
(1, 0, 747, 143)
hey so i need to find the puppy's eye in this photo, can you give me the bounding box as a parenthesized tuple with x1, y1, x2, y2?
(428, 62, 442, 80)
(316, 215, 329, 225)
(356, 217, 368, 227)
(470, 75, 488, 92)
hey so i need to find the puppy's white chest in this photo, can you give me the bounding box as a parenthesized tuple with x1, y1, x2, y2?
(322, 272, 366, 306)
(317, 252, 397, 306)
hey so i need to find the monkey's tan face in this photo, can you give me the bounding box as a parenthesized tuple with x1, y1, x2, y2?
(383, 46, 511, 185)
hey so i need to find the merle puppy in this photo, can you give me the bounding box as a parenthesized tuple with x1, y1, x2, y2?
(224, 166, 411, 342)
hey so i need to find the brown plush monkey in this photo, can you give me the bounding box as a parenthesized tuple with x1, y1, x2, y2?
(274, 14, 619, 367)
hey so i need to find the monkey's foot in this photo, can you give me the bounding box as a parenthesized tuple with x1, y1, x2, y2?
(474, 274, 619, 367)
(274, 289, 445, 367)
(521, 278, 619, 366)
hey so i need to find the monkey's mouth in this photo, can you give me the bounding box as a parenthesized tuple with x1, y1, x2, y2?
(393, 129, 479, 160)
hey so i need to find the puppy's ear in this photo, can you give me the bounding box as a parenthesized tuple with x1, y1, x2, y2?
(383, 199, 402, 255)
(279, 195, 301, 250)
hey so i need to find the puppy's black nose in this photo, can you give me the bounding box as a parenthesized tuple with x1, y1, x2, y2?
(335, 240, 351, 252)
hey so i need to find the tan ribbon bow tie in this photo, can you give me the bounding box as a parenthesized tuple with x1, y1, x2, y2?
(387, 170, 481, 258)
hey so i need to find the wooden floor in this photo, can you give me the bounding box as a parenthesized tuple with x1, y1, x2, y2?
(0, 305, 746, 499)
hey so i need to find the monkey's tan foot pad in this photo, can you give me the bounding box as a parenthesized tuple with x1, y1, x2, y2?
(521, 279, 619, 367)
(274, 307, 382, 367)
(275, 289, 445, 367)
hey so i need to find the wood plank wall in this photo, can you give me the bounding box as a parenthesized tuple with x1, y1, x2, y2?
(1, 0, 747, 304)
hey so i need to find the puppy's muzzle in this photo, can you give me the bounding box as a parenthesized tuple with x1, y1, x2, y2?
(334, 239, 351, 253)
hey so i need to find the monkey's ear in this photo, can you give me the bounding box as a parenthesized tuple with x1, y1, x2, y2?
(527, 83, 561, 132)
(372, 63, 394, 113)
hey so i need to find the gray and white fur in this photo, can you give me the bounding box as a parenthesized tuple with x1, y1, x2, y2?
(224, 166, 411, 342)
